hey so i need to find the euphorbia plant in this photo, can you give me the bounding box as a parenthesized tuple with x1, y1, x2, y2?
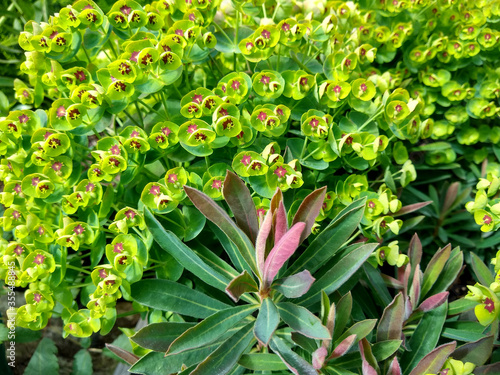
(129, 171, 377, 374)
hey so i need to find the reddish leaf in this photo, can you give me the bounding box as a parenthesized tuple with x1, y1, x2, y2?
(327, 334, 356, 360)
(408, 233, 422, 273)
(270, 188, 283, 213)
(223, 171, 259, 245)
(381, 274, 404, 290)
(442, 182, 459, 214)
(291, 186, 327, 244)
(184, 186, 259, 276)
(225, 270, 259, 302)
(256, 209, 273, 275)
(408, 342, 456, 375)
(105, 344, 139, 365)
(312, 346, 327, 370)
(359, 339, 378, 375)
(393, 201, 432, 217)
(274, 200, 288, 245)
(263, 222, 305, 287)
(377, 292, 404, 342)
(417, 292, 449, 313)
(409, 264, 421, 307)
(387, 357, 402, 375)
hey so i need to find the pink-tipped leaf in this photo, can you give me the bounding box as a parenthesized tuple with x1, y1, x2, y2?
(256, 209, 273, 275)
(312, 346, 327, 370)
(263, 222, 305, 287)
(417, 292, 449, 313)
(387, 357, 402, 375)
(274, 200, 288, 245)
(328, 334, 356, 360)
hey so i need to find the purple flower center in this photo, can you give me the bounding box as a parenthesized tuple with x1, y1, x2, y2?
(274, 166, 287, 178)
(113, 243, 124, 253)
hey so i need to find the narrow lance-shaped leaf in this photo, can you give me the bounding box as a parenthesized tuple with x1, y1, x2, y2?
(387, 357, 402, 375)
(274, 200, 288, 245)
(256, 208, 273, 275)
(270, 336, 317, 375)
(297, 243, 377, 307)
(312, 346, 328, 370)
(130, 279, 229, 319)
(377, 292, 404, 342)
(442, 182, 459, 214)
(393, 201, 432, 217)
(272, 270, 315, 298)
(334, 319, 377, 348)
(254, 298, 280, 346)
(105, 344, 139, 365)
(225, 270, 259, 302)
(291, 186, 327, 244)
(452, 335, 494, 366)
(223, 171, 259, 245)
(277, 302, 330, 339)
(408, 233, 422, 284)
(191, 323, 255, 375)
(328, 334, 356, 360)
(166, 305, 258, 356)
(131, 322, 196, 352)
(144, 208, 230, 291)
(400, 301, 448, 374)
(408, 342, 456, 375)
(359, 340, 378, 375)
(417, 292, 449, 313)
(333, 292, 352, 341)
(470, 251, 494, 286)
(184, 185, 260, 276)
(285, 197, 366, 277)
(238, 354, 288, 371)
(263, 222, 305, 287)
(421, 244, 451, 298)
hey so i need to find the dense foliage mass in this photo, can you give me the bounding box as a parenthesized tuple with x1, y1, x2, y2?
(1, 0, 500, 373)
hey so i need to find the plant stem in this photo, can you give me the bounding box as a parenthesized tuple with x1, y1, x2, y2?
(137, 99, 167, 120)
(123, 110, 142, 127)
(300, 137, 308, 158)
(160, 91, 170, 120)
(65, 264, 92, 275)
(134, 101, 145, 127)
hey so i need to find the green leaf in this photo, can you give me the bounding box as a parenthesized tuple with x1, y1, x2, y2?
(238, 354, 288, 371)
(421, 244, 451, 298)
(292, 186, 327, 244)
(98, 185, 115, 219)
(452, 335, 494, 365)
(330, 340, 401, 369)
(144, 208, 230, 291)
(190, 323, 255, 375)
(131, 279, 229, 319)
(72, 349, 93, 375)
(377, 292, 404, 342)
(223, 171, 260, 244)
(286, 198, 366, 277)
(333, 292, 353, 341)
(226, 270, 259, 302)
(254, 298, 280, 345)
(448, 298, 477, 316)
(428, 251, 463, 296)
(183, 206, 206, 241)
(209, 222, 250, 275)
(408, 342, 456, 375)
(362, 263, 392, 306)
(273, 270, 315, 298)
(24, 338, 59, 375)
(470, 252, 494, 286)
(334, 319, 377, 348)
(130, 344, 221, 375)
(131, 322, 195, 352)
(270, 336, 317, 375)
(167, 305, 258, 356)
(277, 302, 330, 339)
(297, 243, 377, 306)
(184, 186, 259, 276)
(400, 302, 448, 375)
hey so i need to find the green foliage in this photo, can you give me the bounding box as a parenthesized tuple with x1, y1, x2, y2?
(2, 0, 500, 372)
